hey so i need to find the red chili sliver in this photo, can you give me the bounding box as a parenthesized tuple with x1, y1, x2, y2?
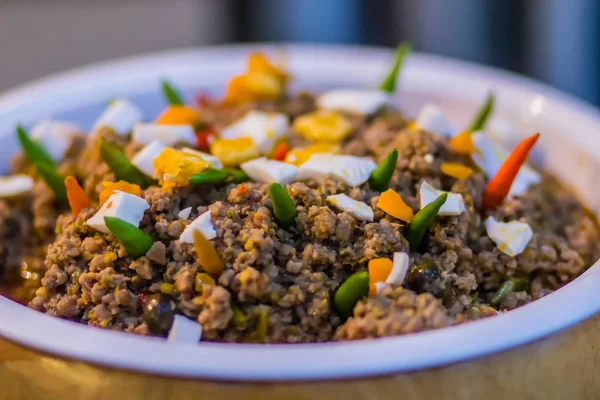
(195, 129, 214, 152)
(272, 142, 289, 161)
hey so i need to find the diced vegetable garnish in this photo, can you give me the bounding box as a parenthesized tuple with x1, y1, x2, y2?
(188, 169, 229, 185)
(209, 137, 261, 167)
(491, 278, 528, 306)
(377, 189, 414, 222)
(104, 216, 153, 258)
(179, 211, 217, 244)
(99, 181, 142, 206)
(284, 142, 341, 166)
(155, 105, 201, 127)
(420, 181, 465, 216)
(414, 104, 456, 137)
(16, 125, 55, 167)
(220, 111, 289, 154)
(0, 175, 34, 198)
(468, 92, 495, 133)
(293, 110, 352, 142)
(167, 315, 202, 343)
(406, 192, 447, 251)
(195, 129, 215, 152)
(316, 89, 389, 115)
(268, 182, 297, 229)
(241, 157, 298, 185)
(326, 194, 374, 222)
(65, 176, 91, 216)
(449, 130, 476, 154)
(378, 42, 411, 93)
(153, 147, 211, 190)
(87, 191, 149, 234)
(31, 120, 79, 162)
(131, 139, 167, 178)
(99, 137, 152, 189)
(193, 230, 224, 277)
(387, 252, 409, 284)
(440, 162, 473, 180)
(222, 168, 250, 184)
(369, 149, 398, 191)
(485, 216, 533, 257)
(35, 162, 68, 206)
(132, 124, 196, 146)
(334, 271, 369, 318)
(92, 99, 143, 135)
(161, 79, 184, 105)
(368, 258, 393, 295)
(272, 142, 289, 161)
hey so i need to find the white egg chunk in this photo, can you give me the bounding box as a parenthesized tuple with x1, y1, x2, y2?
(131, 139, 166, 178)
(326, 194, 374, 222)
(297, 154, 376, 186)
(92, 99, 143, 135)
(220, 111, 289, 154)
(414, 104, 457, 137)
(181, 147, 223, 170)
(386, 252, 409, 285)
(0, 175, 34, 198)
(485, 216, 533, 257)
(179, 211, 216, 244)
(132, 124, 196, 147)
(31, 120, 80, 162)
(178, 207, 192, 220)
(167, 315, 202, 344)
(241, 157, 298, 185)
(316, 89, 389, 115)
(472, 133, 541, 196)
(86, 191, 150, 234)
(419, 181, 466, 216)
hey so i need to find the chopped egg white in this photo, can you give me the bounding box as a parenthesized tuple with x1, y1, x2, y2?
(132, 124, 196, 147)
(316, 89, 389, 115)
(179, 211, 216, 244)
(326, 193, 374, 222)
(386, 252, 409, 284)
(419, 180, 466, 216)
(31, 120, 80, 162)
(297, 153, 376, 187)
(86, 191, 150, 234)
(167, 315, 202, 343)
(472, 133, 541, 196)
(131, 139, 166, 178)
(181, 147, 223, 170)
(485, 216, 533, 257)
(178, 207, 192, 220)
(241, 157, 298, 185)
(92, 99, 142, 135)
(0, 175, 34, 198)
(424, 154, 434, 164)
(220, 111, 289, 154)
(414, 104, 457, 137)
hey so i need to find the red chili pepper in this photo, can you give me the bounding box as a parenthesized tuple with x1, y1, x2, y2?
(483, 133, 540, 210)
(195, 129, 215, 152)
(138, 293, 148, 306)
(272, 142, 289, 161)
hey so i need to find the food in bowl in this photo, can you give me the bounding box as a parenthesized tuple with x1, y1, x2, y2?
(0, 44, 598, 344)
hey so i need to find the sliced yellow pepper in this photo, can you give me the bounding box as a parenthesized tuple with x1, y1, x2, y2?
(210, 137, 261, 167)
(449, 130, 476, 155)
(99, 181, 142, 206)
(293, 110, 352, 143)
(284, 142, 342, 166)
(153, 147, 210, 190)
(440, 162, 473, 180)
(193, 231, 224, 277)
(377, 189, 414, 222)
(247, 52, 288, 82)
(155, 105, 201, 126)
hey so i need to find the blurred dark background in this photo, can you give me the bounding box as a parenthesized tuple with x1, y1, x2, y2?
(1, 0, 598, 104)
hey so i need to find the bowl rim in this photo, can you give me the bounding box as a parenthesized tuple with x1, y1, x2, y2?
(1, 43, 600, 381)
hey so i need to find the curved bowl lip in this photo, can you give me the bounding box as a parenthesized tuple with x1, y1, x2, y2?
(1, 43, 600, 381)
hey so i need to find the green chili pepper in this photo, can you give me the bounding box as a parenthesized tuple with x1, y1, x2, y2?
(98, 137, 152, 189)
(405, 192, 448, 251)
(369, 148, 398, 191)
(334, 271, 370, 319)
(378, 42, 412, 93)
(223, 168, 250, 184)
(161, 79, 184, 105)
(268, 182, 297, 229)
(35, 162, 68, 206)
(491, 277, 528, 306)
(16, 125, 55, 166)
(230, 304, 247, 327)
(189, 168, 229, 185)
(104, 216, 153, 259)
(468, 92, 495, 132)
(244, 308, 269, 343)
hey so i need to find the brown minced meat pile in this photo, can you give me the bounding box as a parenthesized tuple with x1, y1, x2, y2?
(1, 92, 598, 344)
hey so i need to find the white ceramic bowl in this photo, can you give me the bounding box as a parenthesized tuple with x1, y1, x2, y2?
(1, 44, 599, 381)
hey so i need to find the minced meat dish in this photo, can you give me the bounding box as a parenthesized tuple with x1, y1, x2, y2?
(0, 48, 598, 344)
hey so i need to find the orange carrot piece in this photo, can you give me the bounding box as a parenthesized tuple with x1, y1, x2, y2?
(449, 130, 476, 155)
(440, 162, 473, 180)
(272, 142, 289, 161)
(99, 181, 142, 206)
(193, 230, 225, 277)
(65, 176, 91, 215)
(377, 189, 414, 222)
(155, 105, 201, 126)
(483, 133, 540, 210)
(368, 258, 393, 295)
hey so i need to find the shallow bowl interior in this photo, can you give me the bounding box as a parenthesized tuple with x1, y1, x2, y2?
(0, 44, 599, 381)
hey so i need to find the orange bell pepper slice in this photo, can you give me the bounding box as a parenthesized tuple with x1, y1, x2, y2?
(65, 176, 91, 215)
(368, 258, 393, 295)
(377, 189, 414, 222)
(440, 162, 473, 180)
